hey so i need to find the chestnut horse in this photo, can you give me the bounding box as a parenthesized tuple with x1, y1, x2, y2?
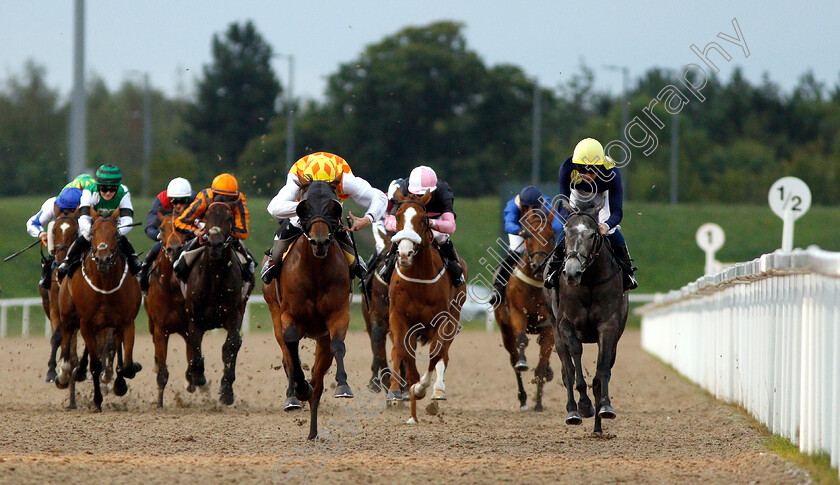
(494, 207, 556, 411)
(548, 195, 628, 434)
(184, 202, 253, 405)
(144, 212, 191, 407)
(270, 175, 353, 440)
(58, 212, 142, 411)
(388, 191, 467, 424)
(43, 209, 78, 382)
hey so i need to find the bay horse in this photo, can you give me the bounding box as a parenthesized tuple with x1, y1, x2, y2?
(145, 212, 191, 407)
(184, 202, 253, 405)
(43, 209, 79, 382)
(548, 195, 628, 434)
(361, 229, 408, 399)
(270, 174, 354, 440)
(493, 207, 555, 411)
(388, 190, 467, 424)
(58, 212, 143, 411)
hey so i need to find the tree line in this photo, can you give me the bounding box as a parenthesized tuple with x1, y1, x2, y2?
(1, 20, 839, 203)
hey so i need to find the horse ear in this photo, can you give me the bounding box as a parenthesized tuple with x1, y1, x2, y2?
(111, 209, 120, 222)
(158, 209, 166, 221)
(330, 172, 344, 193)
(295, 172, 311, 190)
(560, 198, 574, 215)
(591, 193, 606, 213)
(418, 189, 433, 206)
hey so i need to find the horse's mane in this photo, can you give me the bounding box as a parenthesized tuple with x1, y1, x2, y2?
(568, 193, 605, 217)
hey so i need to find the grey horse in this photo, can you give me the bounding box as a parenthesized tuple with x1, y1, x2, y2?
(547, 194, 628, 435)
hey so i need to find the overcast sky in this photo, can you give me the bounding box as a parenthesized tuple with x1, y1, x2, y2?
(1, 1, 838, 102)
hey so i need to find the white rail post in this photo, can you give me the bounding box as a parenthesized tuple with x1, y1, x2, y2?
(0, 304, 7, 337)
(45, 315, 50, 337)
(21, 304, 30, 338)
(242, 303, 251, 335)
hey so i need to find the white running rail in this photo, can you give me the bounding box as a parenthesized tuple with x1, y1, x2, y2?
(636, 246, 840, 477)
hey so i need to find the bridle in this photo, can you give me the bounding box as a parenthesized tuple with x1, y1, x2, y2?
(394, 198, 434, 251)
(206, 202, 235, 249)
(89, 217, 120, 271)
(564, 211, 604, 276)
(52, 214, 78, 254)
(298, 185, 342, 242)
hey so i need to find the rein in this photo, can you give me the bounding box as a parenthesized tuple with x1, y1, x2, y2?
(564, 211, 621, 287)
(394, 199, 434, 251)
(83, 218, 128, 294)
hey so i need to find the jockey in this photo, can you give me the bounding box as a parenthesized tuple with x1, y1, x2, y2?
(547, 137, 638, 290)
(172, 173, 255, 282)
(379, 165, 466, 287)
(360, 178, 402, 295)
(261, 151, 388, 286)
(56, 164, 143, 278)
(491, 185, 564, 303)
(64, 173, 97, 192)
(26, 186, 84, 289)
(137, 177, 197, 291)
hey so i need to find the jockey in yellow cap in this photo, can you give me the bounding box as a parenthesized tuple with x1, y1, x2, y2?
(262, 152, 388, 288)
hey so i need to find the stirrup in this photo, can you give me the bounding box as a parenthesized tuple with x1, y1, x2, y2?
(260, 262, 276, 285)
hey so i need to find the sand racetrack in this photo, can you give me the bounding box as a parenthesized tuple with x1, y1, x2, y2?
(0, 329, 810, 484)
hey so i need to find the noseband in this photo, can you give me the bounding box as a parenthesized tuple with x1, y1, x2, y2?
(299, 187, 341, 242)
(394, 199, 434, 249)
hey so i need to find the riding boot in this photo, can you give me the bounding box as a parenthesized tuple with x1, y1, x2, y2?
(117, 237, 143, 276)
(490, 250, 520, 306)
(614, 244, 638, 290)
(138, 242, 161, 292)
(543, 240, 565, 290)
(56, 235, 89, 280)
(261, 220, 301, 285)
(378, 244, 398, 284)
(438, 239, 465, 287)
(40, 255, 54, 290)
(173, 237, 199, 283)
(336, 230, 367, 281)
(234, 239, 256, 283)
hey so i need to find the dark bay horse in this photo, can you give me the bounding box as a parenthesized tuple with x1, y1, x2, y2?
(145, 212, 191, 407)
(58, 212, 142, 411)
(494, 207, 555, 411)
(548, 195, 628, 434)
(184, 202, 253, 405)
(43, 209, 79, 382)
(271, 174, 353, 440)
(388, 190, 467, 424)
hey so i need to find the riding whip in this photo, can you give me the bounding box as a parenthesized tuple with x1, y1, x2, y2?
(345, 216, 371, 311)
(3, 239, 41, 262)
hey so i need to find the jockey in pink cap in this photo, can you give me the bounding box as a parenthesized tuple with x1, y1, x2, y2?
(379, 165, 465, 287)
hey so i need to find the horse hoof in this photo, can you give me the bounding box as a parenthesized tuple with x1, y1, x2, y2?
(334, 384, 353, 398)
(367, 378, 382, 393)
(65, 403, 77, 410)
(411, 384, 427, 400)
(431, 389, 446, 401)
(406, 417, 418, 425)
(520, 404, 529, 411)
(579, 402, 596, 418)
(183, 380, 196, 393)
(55, 379, 69, 390)
(544, 366, 554, 382)
(113, 377, 128, 397)
(295, 383, 314, 402)
(534, 404, 544, 412)
(219, 390, 234, 406)
(45, 370, 57, 383)
(74, 369, 87, 383)
(599, 405, 616, 419)
(386, 389, 403, 402)
(284, 397, 303, 412)
(514, 360, 529, 372)
(566, 412, 583, 425)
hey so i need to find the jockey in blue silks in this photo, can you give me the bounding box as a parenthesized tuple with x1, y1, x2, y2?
(491, 185, 564, 302)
